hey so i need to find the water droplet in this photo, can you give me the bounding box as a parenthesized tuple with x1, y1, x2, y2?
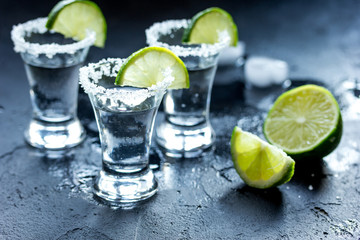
(336, 196, 341, 200)
(311, 173, 315, 177)
(0, 106, 4, 114)
(308, 185, 313, 191)
(181, 104, 186, 108)
(298, 195, 301, 198)
(286, 186, 290, 190)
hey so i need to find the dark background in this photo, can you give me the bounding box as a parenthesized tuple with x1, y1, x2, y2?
(2, 0, 359, 86)
(1, 0, 360, 239)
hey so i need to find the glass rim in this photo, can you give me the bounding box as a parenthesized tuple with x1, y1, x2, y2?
(11, 17, 96, 58)
(79, 58, 173, 104)
(145, 19, 229, 57)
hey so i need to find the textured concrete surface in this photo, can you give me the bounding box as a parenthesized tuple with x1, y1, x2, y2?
(1, 0, 360, 239)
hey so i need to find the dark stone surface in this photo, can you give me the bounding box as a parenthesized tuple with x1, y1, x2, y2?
(1, 0, 360, 239)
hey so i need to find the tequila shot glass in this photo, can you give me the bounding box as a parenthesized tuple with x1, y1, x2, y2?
(146, 20, 228, 158)
(79, 58, 171, 205)
(11, 18, 95, 150)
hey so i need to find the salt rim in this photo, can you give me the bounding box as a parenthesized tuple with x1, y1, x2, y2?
(145, 19, 230, 57)
(79, 58, 174, 104)
(11, 18, 96, 58)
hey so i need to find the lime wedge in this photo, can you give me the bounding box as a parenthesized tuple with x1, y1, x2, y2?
(46, 0, 107, 48)
(264, 84, 342, 160)
(115, 46, 189, 89)
(182, 7, 238, 46)
(231, 127, 295, 189)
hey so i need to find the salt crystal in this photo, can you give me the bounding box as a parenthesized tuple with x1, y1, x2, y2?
(11, 18, 95, 58)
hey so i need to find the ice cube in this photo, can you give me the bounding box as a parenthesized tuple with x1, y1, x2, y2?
(271, 59, 289, 84)
(244, 56, 289, 88)
(244, 57, 273, 87)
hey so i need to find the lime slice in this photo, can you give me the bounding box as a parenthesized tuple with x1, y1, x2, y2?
(46, 0, 107, 48)
(231, 127, 295, 189)
(264, 84, 342, 160)
(115, 46, 189, 89)
(182, 7, 238, 46)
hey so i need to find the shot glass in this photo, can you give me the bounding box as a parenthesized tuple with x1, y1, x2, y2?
(11, 18, 95, 150)
(146, 20, 228, 158)
(79, 58, 170, 205)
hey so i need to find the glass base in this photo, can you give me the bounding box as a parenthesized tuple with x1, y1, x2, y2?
(93, 168, 158, 204)
(156, 120, 215, 158)
(24, 118, 85, 150)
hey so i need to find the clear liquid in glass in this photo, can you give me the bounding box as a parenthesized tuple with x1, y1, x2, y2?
(154, 26, 220, 158)
(20, 32, 89, 149)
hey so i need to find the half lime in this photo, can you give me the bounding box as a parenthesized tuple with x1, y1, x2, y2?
(264, 84, 342, 160)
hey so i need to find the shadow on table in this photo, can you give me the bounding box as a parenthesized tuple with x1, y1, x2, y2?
(291, 158, 327, 191)
(219, 184, 284, 222)
(237, 185, 283, 206)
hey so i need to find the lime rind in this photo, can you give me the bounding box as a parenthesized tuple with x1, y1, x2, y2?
(275, 159, 295, 186)
(231, 127, 295, 189)
(46, 0, 76, 28)
(182, 7, 238, 46)
(115, 46, 189, 89)
(46, 0, 107, 48)
(263, 84, 342, 160)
